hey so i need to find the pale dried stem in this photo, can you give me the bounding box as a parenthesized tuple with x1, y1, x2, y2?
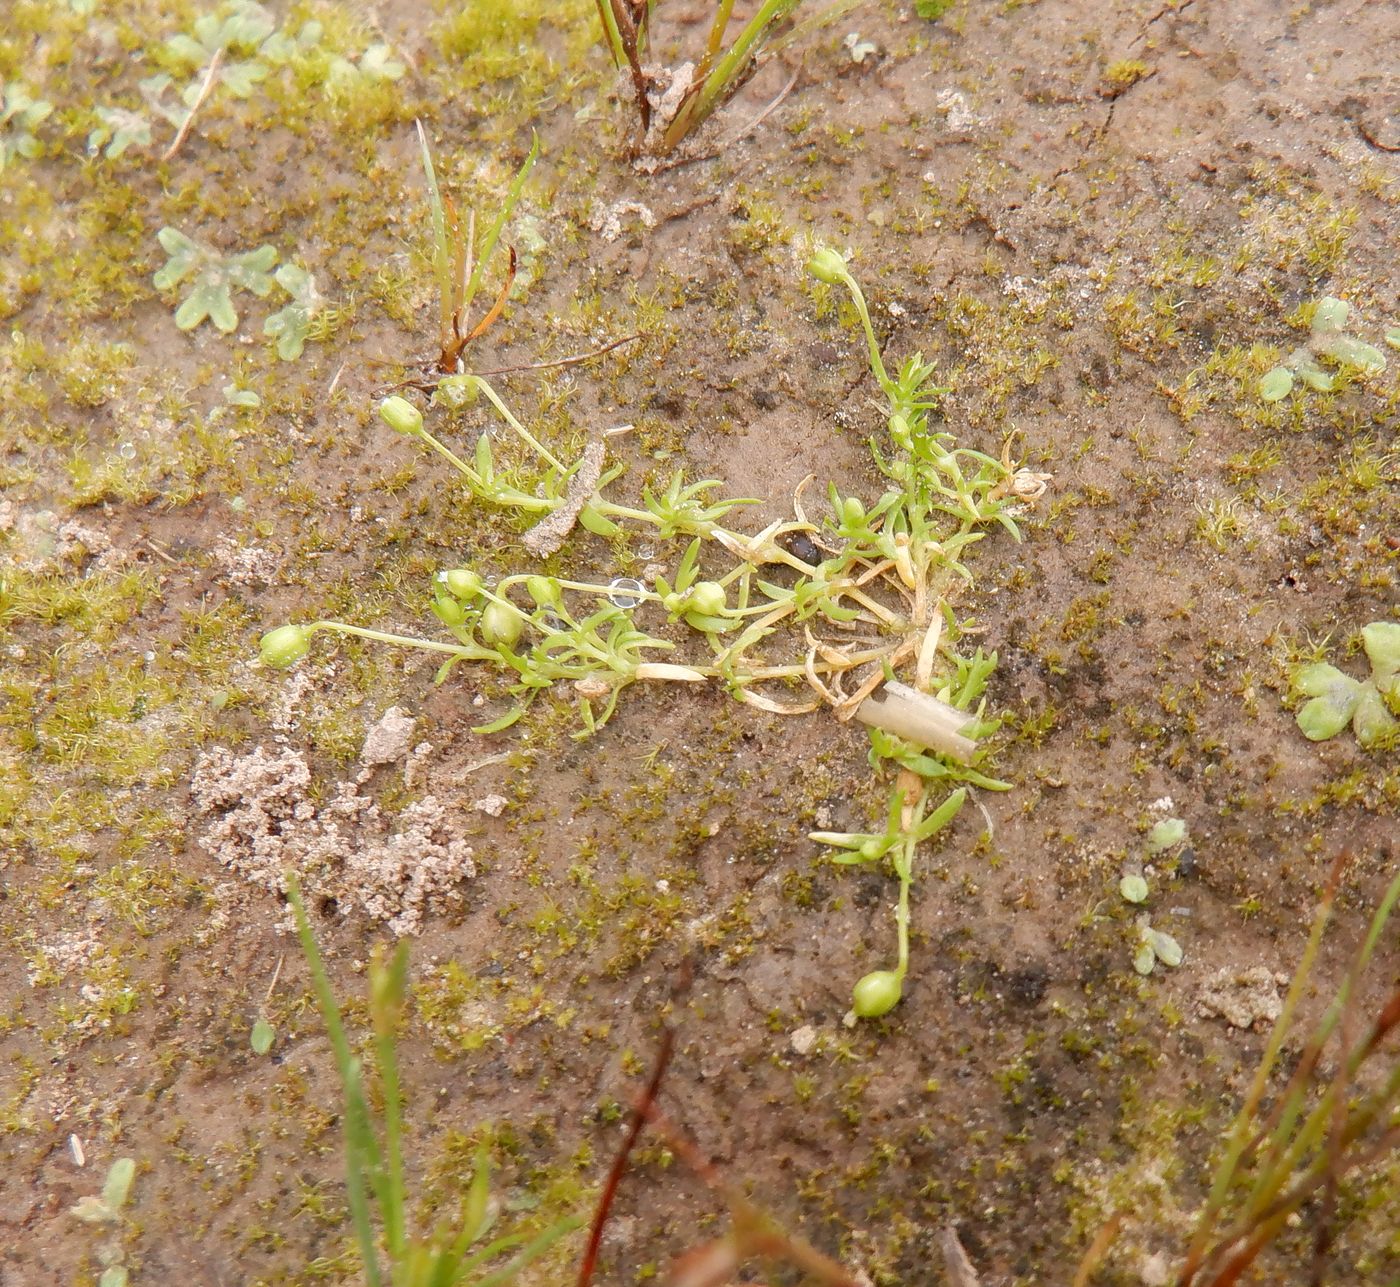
(163, 48, 223, 161)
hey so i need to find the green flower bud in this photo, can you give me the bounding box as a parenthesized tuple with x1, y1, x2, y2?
(525, 575, 562, 609)
(260, 624, 310, 668)
(379, 395, 424, 436)
(480, 600, 524, 647)
(859, 839, 884, 860)
(687, 581, 727, 616)
(432, 594, 466, 627)
(443, 568, 482, 601)
(841, 497, 867, 527)
(807, 247, 848, 286)
(851, 969, 903, 1019)
(662, 591, 686, 615)
(888, 413, 912, 442)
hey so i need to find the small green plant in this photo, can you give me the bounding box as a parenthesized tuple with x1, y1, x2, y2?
(286, 874, 581, 1285)
(161, 1, 281, 101)
(1, 81, 53, 171)
(1174, 856, 1400, 1284)
(1119, 873, 1149, 904)
(594, 0, 806, 156)
(1291, 621, 1399, 748)
(250, 957, 282, 1055)
(1258, 296, 1388, 401)
(1131, 916, 1184, 975)
(1145, 815, 1187, 855)
(263, 250, 1042, 1014)
(324, 43, 407, 99)
(409, 122, 539, 382)
(262, 263, 325, 360)
(1117, 859, 1184, 975)
(87, 106, 154, 160)
(153, 227, 279, 333)
(1080, 855, 1400, 1284)
(71, 1156, 136, 1287)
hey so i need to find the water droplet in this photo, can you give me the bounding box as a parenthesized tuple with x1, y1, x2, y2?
(607, 577, 645, 610)
(636, 545, 656, 560)
(118, 442, 136, 460)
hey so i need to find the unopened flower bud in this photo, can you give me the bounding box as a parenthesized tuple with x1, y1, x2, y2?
(443, 568, 482, 600)
(687, 582, 727, 616)
(480, 600, 524, 647)
(807, 247, 848, 286)
(379, 395, 424, 436)
(260, 624, 310, 667)
(851, 969, 903, 1018)
(432, 594, 466, 627)
(525, 576, 562, 609)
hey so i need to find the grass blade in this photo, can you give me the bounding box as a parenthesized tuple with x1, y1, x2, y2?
(461, 131, 539, 324)
(370, 943, 411, 1261)
(414, 119, 452, 350)
(287, 873, 385, 1287)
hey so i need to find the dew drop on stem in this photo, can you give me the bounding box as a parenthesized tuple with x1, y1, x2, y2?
(608, 577, 645, 609)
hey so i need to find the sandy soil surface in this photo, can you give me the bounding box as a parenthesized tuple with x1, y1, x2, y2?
(1, 1, 1397, 1283)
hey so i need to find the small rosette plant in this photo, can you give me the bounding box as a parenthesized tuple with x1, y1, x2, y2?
(1292, 622, 1400, 749)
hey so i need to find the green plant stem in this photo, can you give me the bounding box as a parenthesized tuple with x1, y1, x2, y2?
(891, 788, 928, 981)
(696, 0, 739, 81)
(415, 427, 489, 491)
(593, 0, 627, 66)
(830, 266, 892, 393)
(496, 574, 661, 604)
(414, 120, 453, 348)
(1236, 868, 1400, 1226)
(310, 621, 485, 659)
(475, 377, 567, 473)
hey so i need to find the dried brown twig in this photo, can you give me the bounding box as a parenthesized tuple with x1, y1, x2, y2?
(578, 1013, 860, 1287)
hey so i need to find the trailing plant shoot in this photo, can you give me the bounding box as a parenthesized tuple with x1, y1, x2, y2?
(261, 250, 1047, 1014)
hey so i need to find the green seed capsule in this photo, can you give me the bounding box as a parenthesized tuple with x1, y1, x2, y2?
(525, 576, 562, 608)
(859, 839, 884, 860)
(480, 600, 524, 647)
(260, 624, 310, 668)
(842, 497, 867, 527)
(851, 969, 903, 1018)
(688, 581, 727, 616)
(443, 568, 482, 600)
(432, 594, 466, 627)
(807, 247, 848, 286)
(379, 395, 424, 436)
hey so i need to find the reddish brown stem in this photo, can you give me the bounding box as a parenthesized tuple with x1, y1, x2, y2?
(576, 1026, 675, 1287)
